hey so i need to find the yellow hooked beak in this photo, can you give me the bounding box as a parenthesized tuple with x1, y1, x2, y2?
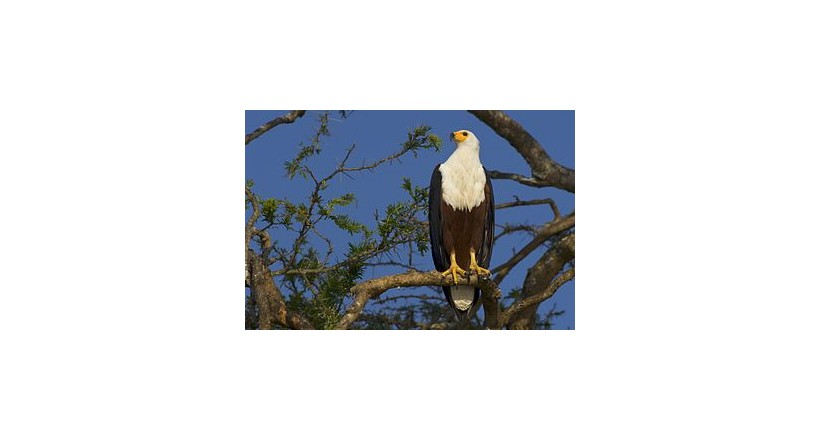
(451, 131, 469, 142)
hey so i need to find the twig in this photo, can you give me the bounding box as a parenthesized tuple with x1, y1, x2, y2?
(495, 198, 560, 219)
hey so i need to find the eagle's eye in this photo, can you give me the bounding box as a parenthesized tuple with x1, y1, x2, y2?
(461, 131, 468, 136)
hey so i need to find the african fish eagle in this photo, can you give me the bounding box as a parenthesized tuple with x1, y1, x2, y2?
(428, 129, 495, 321)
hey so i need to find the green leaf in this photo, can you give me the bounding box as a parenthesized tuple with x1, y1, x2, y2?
(330, 214, 367, 235)
(327, 193, 356, 211)
(261, 198, 281, 223)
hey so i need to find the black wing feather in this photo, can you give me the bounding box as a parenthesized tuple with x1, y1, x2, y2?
(428, 165, 447, 271)
(479, 167, 495, 269)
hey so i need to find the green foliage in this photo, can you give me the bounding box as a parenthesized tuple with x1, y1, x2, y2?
(261, 198, 280, 224)
(329, 214, 367, 236)
(379, 178, 431, 253)
(248, 117, 448, 330)
(403, 125, 442, 156)
(284, 112, 330, 179)
(326, 193, 355, 210)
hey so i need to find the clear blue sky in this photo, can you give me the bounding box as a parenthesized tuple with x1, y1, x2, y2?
(245, 110, 575, 329)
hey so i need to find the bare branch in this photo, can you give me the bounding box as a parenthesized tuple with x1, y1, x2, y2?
(245, 110, 306, 146)
(470, 110, 574, 193)
(499, 267, 575, 327)
(486, 169, 550, 188)
(492, 213, 575, 285)
(312, 228, 335, 266)
(337, 144, 411, 174)
(336, 270, 502, 329)
(494, 224, 539, 241)
(496, 198, 560, 219)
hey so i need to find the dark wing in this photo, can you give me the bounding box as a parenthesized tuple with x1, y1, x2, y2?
(428, 164, 447, 271)
(478, 167, 495, 269)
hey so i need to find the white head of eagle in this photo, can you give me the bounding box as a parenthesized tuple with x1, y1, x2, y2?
(428, 129, 495, 321)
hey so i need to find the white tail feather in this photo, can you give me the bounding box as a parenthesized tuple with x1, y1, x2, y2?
(450, 286, 474, 311)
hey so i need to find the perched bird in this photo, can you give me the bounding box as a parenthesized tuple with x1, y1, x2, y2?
(428, 130, 495, 321)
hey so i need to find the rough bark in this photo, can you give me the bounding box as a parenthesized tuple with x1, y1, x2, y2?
(247, 251, 314, 329)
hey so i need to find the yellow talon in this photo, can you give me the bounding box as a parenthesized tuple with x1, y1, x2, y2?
(470, 251, 492, 277)
(440, 253, 467, 284)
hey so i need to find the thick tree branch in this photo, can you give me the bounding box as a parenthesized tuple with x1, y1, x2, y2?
(336, 270, 502, 329)
(470, 110, 574, 193)
(245, 110, 306, 146)
(492, 212, 575, 285)
(246, 186, 310, 329)
(246, 187, 260, 287)
(247, 251, 314, 329)
(245, 187, 260, 247)
(246, 187, 275, 284)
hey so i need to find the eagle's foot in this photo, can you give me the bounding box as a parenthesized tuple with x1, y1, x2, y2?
(440, 264, 467, 285)
(469, 251, 492, 278)
(470, 263, 492, 278)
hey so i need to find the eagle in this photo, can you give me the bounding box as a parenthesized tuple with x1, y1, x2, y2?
(428, 129, 495, 321)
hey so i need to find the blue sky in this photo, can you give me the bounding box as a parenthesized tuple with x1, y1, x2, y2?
(245, 110, 575, 328)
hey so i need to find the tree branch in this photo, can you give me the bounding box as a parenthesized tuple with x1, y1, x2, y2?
(499, 267, 575, 327)
(496, 197, 560, 219)
(245, 187, 260, 248)
(245, 110, 306, 146)
(336, 270, 502, 329)
(246, 186, 311, 329)
(246, 187, 260, 287)
(506, 232, 575, 329)
(486, 169, 550, 188)
(470, 110, 574, 193)
(492, 213, 575, 285)
(495, 223, 539, 241)
(247, 251, 314, 329)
